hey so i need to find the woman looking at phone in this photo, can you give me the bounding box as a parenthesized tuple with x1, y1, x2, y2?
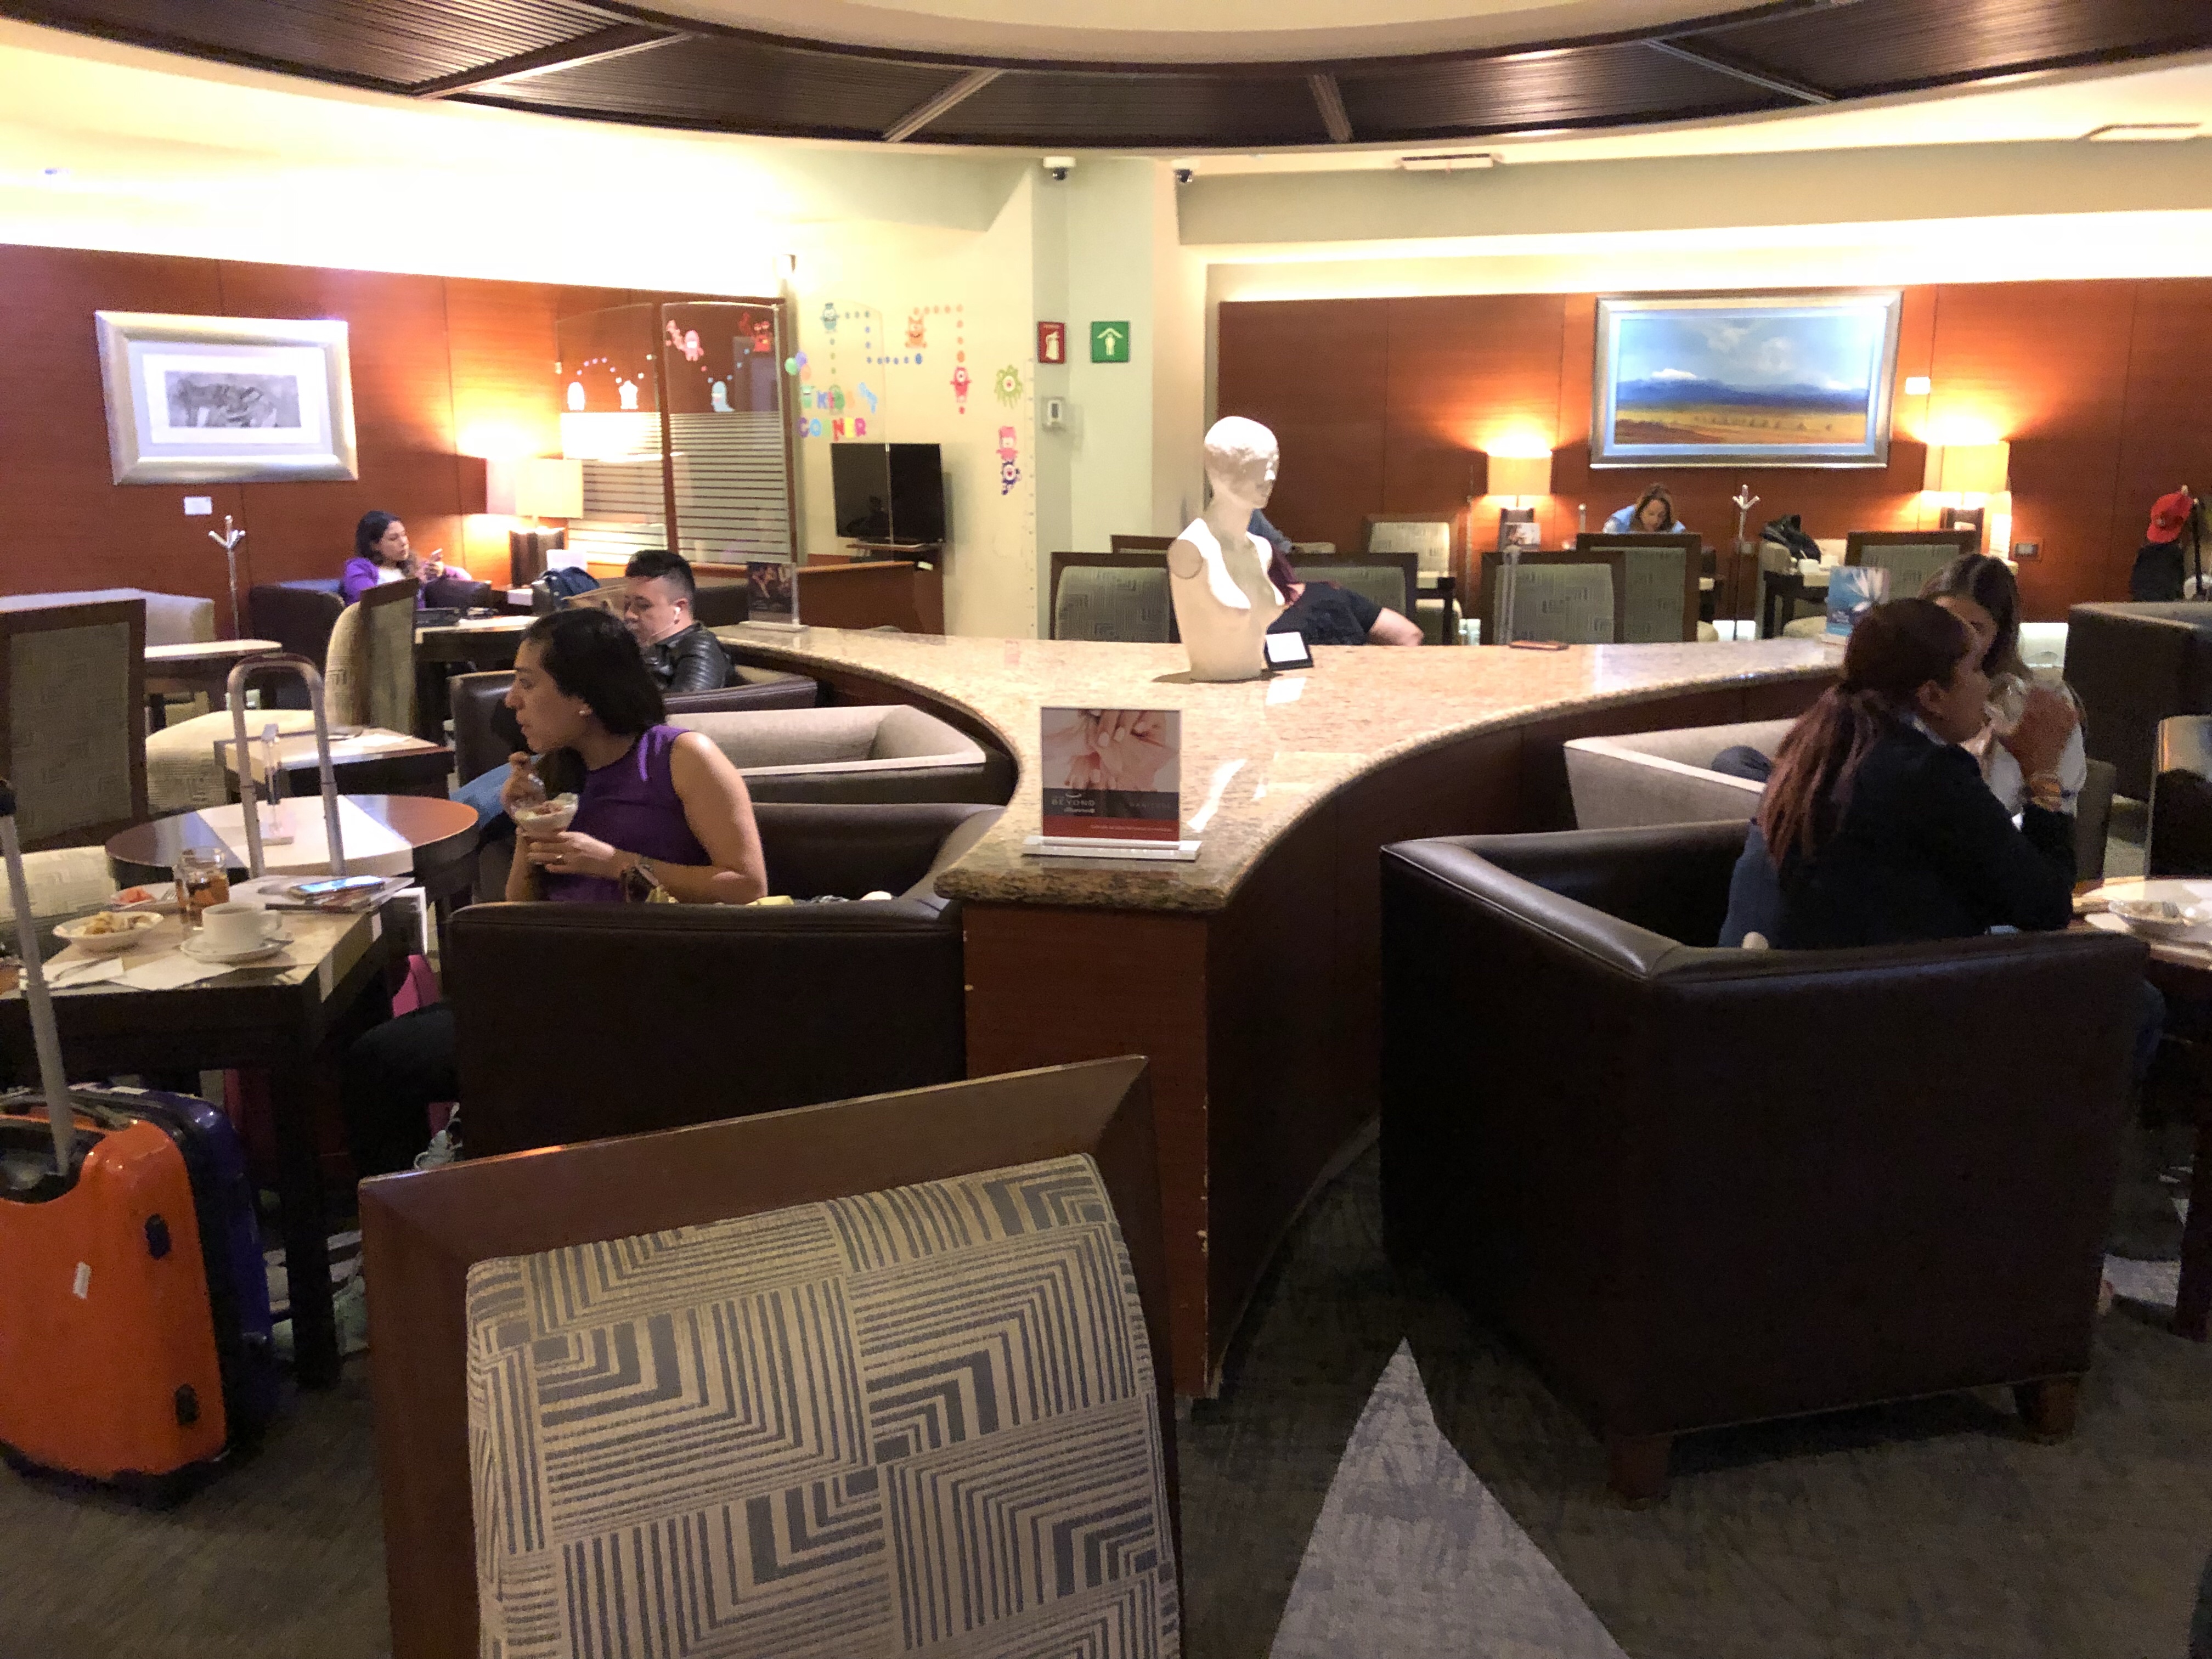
(340, 510, 467, 604)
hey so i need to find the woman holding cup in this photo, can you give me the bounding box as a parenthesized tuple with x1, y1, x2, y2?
(1918, 553, 2086, 820)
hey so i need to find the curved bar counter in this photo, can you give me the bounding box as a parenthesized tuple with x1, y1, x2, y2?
(719, 624, 1837, 1393)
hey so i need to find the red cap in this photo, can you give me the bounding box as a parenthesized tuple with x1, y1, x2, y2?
(2148, 489, 2196, 544)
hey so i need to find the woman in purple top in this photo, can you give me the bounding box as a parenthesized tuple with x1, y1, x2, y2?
(499, 607, 766, 905)
(341, 510, 464, 605)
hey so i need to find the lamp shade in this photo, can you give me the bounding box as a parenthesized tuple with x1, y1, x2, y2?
(1931, 441, 2009, 496)
(514, 456, 584, 520)
(1487, 452, 1553, 500)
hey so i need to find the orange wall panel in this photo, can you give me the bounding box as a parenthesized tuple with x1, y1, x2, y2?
(1220, 278, 2212, 620)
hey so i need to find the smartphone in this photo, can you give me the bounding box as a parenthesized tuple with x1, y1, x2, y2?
(1508, 639, 1571, 651)
(286, 875, 388, 899)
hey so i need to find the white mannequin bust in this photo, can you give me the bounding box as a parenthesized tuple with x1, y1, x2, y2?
(1169, 416, 1288, 682)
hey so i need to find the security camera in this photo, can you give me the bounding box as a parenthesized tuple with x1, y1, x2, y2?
(1043, 155, 1076, 182)
(1173, 167, 1194, 185)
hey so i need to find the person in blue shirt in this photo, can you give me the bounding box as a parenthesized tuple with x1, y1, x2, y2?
(1602, 484, 1687, 535)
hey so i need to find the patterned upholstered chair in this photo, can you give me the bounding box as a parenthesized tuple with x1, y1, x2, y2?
(1846, 528, 1980, 606)
(1475, 551, 1621, 644)
(1051, 554, 1175, 644)
(1574, 533, 1703, 642)
(0, 597, 148, 851)
(360, 1057, 1180, 1659)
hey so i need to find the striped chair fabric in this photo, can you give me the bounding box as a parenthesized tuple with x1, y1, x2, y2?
(1054, 567, 1173, 643)
(467, 1152, 1180, 1659)
(1491, 564, 1616, 645)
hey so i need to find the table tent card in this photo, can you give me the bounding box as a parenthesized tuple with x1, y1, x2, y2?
(744, 557, 799, 627)
(1026, 706, 1200, 861)
(1824, 563, 1888, 640)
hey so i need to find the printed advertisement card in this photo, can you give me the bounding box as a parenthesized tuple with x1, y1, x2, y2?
(1040, 707, 1181, 841)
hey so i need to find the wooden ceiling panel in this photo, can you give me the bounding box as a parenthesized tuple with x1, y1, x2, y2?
(8, 0, 619, 88)
(1708, 0, 2212, 94)
(7, 0, 2209, 146)
(478, 33, 957, 137)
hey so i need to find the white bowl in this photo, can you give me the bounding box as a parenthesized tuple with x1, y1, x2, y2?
(53, 911, 166, 955)
(2109, 898, 2193, 939)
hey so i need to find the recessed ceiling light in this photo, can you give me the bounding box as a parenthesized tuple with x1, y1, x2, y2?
(1398, 152, 1499, 173)
(2083, 122, 2201, 142)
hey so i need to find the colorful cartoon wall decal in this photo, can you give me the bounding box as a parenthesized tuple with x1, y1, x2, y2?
(784, 351, 806, 375)
(752, 315, 776, 355)
(1038, 321, 1066, 364)
(994, 364, 1024, 407)
(820, 303, 838, 334)
(567, 381, 585, 411)
(710, 381, 731, 411)
(1001, 457, 1020, 495)
(997, 425, 1018, 463)
(617, 379, 641, 410)
(951, 365, 971, 413)
(906, 309, 927, 349)
(854, 416, 867, 436)
(857, 382, 878, 414)
(997, 424, 1020, 494)
(833, 417, 845, 439)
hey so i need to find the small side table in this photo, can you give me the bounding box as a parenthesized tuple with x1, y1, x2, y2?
(215, 727, 454, 802)
(1760, 568, 1829, 639)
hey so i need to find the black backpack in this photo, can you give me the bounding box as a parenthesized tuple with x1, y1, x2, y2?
(1760, 514, 1821, 563)
(529, 567, 601, 612)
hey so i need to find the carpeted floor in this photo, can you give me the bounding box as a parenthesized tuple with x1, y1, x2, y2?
(2, 1133, 2205, 1659)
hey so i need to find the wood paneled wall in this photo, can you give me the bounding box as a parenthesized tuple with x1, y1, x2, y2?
(0, 244, 644, 613)
(1220, 279, 2212, 620)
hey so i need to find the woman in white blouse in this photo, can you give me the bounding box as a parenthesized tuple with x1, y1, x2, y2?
(1920, 553, 2086, 818)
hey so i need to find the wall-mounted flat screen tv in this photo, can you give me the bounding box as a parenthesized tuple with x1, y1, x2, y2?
(1592, 291, 1902, 469)
(831, 442, 945, 545)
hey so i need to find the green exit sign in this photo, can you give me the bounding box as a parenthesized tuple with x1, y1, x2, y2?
(1090, 320, 1131, 363)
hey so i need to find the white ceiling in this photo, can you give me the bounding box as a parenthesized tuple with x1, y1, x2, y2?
(641, 0, 1749, 64)
(1182, 50, 2212, 172)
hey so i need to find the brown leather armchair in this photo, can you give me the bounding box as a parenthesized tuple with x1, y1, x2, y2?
(2149, 714, 2212, 877)
(447, 800, 996, 1159)
(1380, 820, 2146, 1502)
(2065, 602, 2212, 798)
(246, 580, 345, 708)
(447, 664, 819, 782)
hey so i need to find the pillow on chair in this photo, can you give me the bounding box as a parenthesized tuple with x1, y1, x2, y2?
(467, 1153, 1180, 1659)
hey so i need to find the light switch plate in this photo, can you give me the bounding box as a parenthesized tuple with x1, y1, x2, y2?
(2012, 541, 2040, 560)
(1042, 396, 1066, 429)
(183, 496, 213, 516)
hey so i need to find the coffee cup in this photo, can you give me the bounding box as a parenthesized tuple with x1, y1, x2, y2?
(201, 902, 270, 953)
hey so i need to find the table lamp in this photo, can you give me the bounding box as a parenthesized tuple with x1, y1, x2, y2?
(1925, 442, 2008, 549)
(1485, 450, 1554, 645)
(491, 458, 584, 583)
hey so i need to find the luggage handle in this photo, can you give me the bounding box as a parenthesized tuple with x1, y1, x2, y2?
(0, 777, 78, 1173)
(227, 654, 346, 882)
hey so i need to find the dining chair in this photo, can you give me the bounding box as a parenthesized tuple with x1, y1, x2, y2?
(360, 1057, 1180, 1659)
(1476, 550, 1624, 644)
(0, 596, 147, 851)
(1049, 551, 1176, 642)
(1575, 532, 1702, 641)
(1844, 529, 1980, 604)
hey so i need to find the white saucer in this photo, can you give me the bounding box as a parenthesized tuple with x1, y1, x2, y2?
(179, 921, 292, 964)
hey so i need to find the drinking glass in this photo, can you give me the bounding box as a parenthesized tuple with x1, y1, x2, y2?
(173, 847, 230, 929)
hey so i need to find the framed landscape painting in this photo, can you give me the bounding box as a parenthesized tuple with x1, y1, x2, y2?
(95, 312, 359, 484)
(1592, 292, 1902, 469)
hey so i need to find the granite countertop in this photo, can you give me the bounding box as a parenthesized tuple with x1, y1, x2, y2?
(715, 624, 1837, 913)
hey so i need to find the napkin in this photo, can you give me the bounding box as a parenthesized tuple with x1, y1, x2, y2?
(121, 952, 236, 991)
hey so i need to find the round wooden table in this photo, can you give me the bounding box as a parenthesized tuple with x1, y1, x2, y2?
(107, 794, 481, 916)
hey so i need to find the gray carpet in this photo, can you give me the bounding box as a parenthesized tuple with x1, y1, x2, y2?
(2, 1136, 2206, 1659)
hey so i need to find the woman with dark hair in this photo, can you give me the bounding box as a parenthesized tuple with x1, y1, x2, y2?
(340, 510, 455, 604)
(1602, 483, 1687, 535)
(340, 608, 765, 1184)
(1722, 597, 2076, 950)
(1920, 552, 2087, 819)
(496, 608, 766, 904)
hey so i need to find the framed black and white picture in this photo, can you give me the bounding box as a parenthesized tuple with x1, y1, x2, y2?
(94, 312, 359, 484)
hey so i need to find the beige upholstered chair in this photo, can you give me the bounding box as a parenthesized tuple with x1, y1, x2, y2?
(360, 1057, 1180, 1659)
(1846, 529, 1979, 605)
(1050, 552, 1175, 643)
(1476, 552, 1621, 644)
(0, 597, 147, 851)
(672, 704, 1006, 804)
(324, 578, 418, 731)
(1575, 533, 1702, 641)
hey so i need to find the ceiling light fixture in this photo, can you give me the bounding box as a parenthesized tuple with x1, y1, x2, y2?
(1398, 152, 1499, 173)
(2083, 122, 2201, 142)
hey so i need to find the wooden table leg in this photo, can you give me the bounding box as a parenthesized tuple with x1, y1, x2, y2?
(2176, 1108, 2212, 1341)
(2016, 1375, 2080, 1440)
(267, 1054, 341, 1388)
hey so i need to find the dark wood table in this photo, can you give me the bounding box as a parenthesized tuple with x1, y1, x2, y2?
(413, 617, 532, 740)
(144, 637, 282, 729)
(1760, 566, 1829, 638)
(215, 728, 453, 804)
(109, 794, 481, 955)
(1, 905, 393, 1387)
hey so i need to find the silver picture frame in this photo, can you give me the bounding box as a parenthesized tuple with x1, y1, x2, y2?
(94, 311, 359, 484)
(1592, 291, 1903, 470)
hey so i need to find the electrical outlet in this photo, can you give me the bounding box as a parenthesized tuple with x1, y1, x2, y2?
(183, 496, 213, 516)
(1042, 396, 1066, 430)
(2011, 540, 2040, 560)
